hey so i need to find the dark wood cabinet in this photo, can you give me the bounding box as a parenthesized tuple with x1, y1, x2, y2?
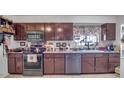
(14, 23, 27, 40)
(25, 23, 44, 31)
(44, 54, 54, 74)
(95, 54, 108, 73)
(101, 23, 116, 41)
(63, 23, 73, 40)
(45, 23, 73, 41)
(81, 54, 95, 73)
(45, 23, 55, 41)
(8, 53, 16, 73)
(8, 53, 23, 74)
(54, 23, 73, 40)
(44, 53, 65, 74)
(26, 23, 36, 31)
(54, 54, 65, 74)
(15, 53, 23, 73)
(108, 54, 120, 72)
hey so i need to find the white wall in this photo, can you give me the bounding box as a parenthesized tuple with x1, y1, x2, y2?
(116, 16, 124, 78)
(0, 44, 8, 78)
(5, 15, 117, 23)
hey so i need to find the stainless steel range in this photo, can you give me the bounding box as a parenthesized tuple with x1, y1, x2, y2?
(23, 52, 43, 76)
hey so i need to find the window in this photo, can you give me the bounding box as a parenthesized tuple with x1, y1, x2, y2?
(73, 24, 101, 46)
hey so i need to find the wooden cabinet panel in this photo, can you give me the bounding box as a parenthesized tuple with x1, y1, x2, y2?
(63, 23, 73, 40)
(108, 53, 120, 72)
(14, 23, 26, 40)
(26, 23, 36, 31)
(35, 23, 44, 31)
(8, 53, 16, 74)
(81, 54, 95, 73)
(101, 23, 116, 41)
(44, 54, 65, 74)
(45, 23, 55, 41)
(54, 58, 64, 74)
(45, 23, 73, 41)
(95, 57, 108, 73)
(8, 53, 23, 74)
(15, 53, 23, 74)
(54, 23, 64, 40)
(44, 57, 54, 74)
(108, 62, 120, 72)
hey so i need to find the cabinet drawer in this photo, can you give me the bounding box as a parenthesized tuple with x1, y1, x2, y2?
(82, 58, 94, 62)
(96, 57, 108, 62)
(82, 54, 95, 57)
(54, 54, 64, 58)
(109, 54, 120, 57)
(44, 54, 54, 58)
(109, 57, 120, 63)
(96, 54, 108, 57)
(44, 58, 54, 62)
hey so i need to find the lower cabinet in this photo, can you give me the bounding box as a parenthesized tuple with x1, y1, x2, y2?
(95, 54, 108, 73)
(44, 58, 54, 74)
(108, 54, 120, 72)
(44, 54, 65, 74)
(15, 53, 23, 74)
(8, 53, 16, 73)
(81, 53, 120, 74)
(54, 58, 65, 74)
(8, 53, 23, 74)
(81, 54, 95, 73)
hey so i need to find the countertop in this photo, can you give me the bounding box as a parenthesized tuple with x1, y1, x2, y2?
(44, 50, 119, 54)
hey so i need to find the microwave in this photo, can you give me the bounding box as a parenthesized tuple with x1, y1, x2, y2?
(27, 31, 44, 42)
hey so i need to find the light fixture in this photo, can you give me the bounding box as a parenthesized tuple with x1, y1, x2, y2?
(46, 27, 52, 32)
(40, 27, 44, 31)
(57, 27, 63, 32)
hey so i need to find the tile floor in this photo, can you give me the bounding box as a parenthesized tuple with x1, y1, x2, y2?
(6, 74, 119, 78)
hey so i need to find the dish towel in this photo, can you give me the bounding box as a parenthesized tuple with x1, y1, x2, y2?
(27, 54, 37, 63)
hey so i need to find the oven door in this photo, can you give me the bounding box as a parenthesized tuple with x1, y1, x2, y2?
(23, 54, 42, 69)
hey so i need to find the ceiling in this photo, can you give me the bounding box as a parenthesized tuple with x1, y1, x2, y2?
(2, 15, 120, 23)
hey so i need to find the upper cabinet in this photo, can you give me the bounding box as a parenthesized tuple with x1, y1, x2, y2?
(101, 23, 116, 41)
(63, 23, 73, 40)
(14, 23, 27, 40)
(45, 23, 55, 41)
(25, 23, 44, 31)
(45, 23, 73, 41)
(14, 23, 73, 41)
(14, 23, 44, 40)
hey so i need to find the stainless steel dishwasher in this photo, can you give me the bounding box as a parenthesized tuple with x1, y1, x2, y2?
(65, 54, 81, 74)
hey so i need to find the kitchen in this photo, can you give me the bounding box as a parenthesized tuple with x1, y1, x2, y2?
(0, 15, 124, 78)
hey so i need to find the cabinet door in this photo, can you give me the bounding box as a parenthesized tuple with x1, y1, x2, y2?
(45, 23, 55, 41)
(15, 53, 23, 74)
(107, 23, 116, 40)
(26, 23, 36, 31)
(35, 23, 45, 31)
(63, 23, 73, 40)
(101, 23, 116, 41)
(82, 54, 95, 73)
(8, 53, 16, 73)
(108, 62, 120, 72)
(54, 57, 65, 74)
(108, 54, 120, 72)
(14, 23, 26, 40)
(95, 57, 108, 73)
(101, 24, 107, 41)
(54, 23, 64, 40)
(44, 57, 54, 74)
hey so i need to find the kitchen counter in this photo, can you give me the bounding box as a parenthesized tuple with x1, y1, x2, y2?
(44, 50, 119, 54)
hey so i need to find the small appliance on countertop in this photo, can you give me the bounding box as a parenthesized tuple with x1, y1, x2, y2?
(106, 44, 114, 51)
